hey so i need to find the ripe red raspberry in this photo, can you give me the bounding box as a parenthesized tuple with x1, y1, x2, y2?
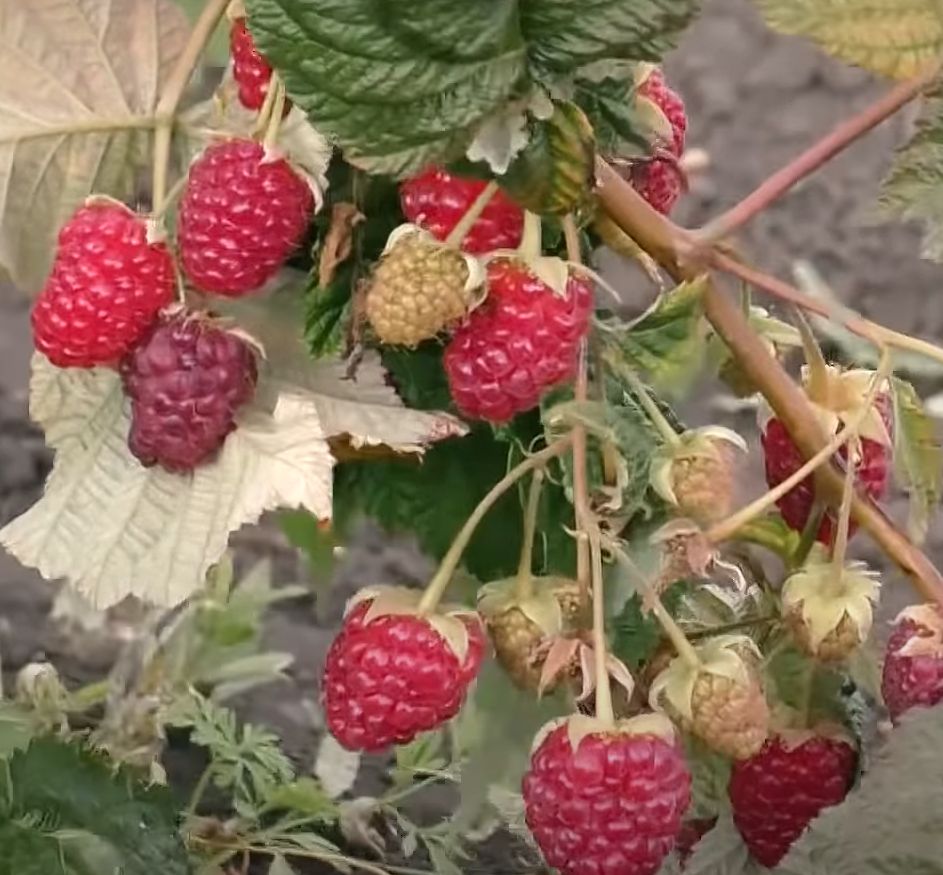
(31, 202, 174, 368)
(638, 69, 687, 156)
(230, 18, 274, 111)
(729, 732, 856, 868)
(323, 598, 486, 752)
(523, 717, 691, 875)
(631, 159, 685, 216)
(120, 311, 258, 472)
(761, 393, 892, 543)
(631, 69, 687, 215)
(444, 259, 593, 423)
(400, 168, 524, 254)
(178, 139, 315, 297)
(881, 604, 943, 723)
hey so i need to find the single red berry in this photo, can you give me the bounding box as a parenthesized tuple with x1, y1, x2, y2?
(443, 259, 593, 423)
(31, 202, 174, 368)
(230, 18, 274, 111)
(638, 69, 687, 156)
(523, 722, 691, 875)
(881, 604, 943, 723)
(178, 139, 315, 296)
(729, 733, 856, 868)
(400, 168, 524, 254)
(120, 311, 258, 473)
(761, 393, 892, 543)
(323, 600, 486, 752)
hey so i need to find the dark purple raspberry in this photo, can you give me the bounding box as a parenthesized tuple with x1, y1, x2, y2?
(120, 312, 258, 472)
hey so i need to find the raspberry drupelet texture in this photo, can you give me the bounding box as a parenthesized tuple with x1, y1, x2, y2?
(523, 725, 691, 875)
(178, 139, 315, 297)
(32, 203, 174, 368)
(120, 312, 258, 473)
(631, 69, 687, 215)
(444, 259, 593, 423)
(323, 600, 486, 752)
(882, 605, 943, 722)
(729, 733, 856, 868)
(400, 167, 524, 254)
(230, 18, 274, 111)
(761, 393, 892, 543)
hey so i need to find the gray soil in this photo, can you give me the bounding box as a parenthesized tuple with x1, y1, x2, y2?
(1, 0, 942, 868)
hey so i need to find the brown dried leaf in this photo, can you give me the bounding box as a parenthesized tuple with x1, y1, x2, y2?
(318, 202, 365, 287)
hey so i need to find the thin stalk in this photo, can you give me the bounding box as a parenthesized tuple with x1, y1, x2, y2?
(688, 614, 777, 641)
(186, 762, 216, 818)
(702, 68, 936, 243)
(589, 527, 615, 726)
(794, 500, 826, 568)
(381, 773, 442, 808)
(518, 210, 543, 261)
(252, 72, 281, 138)
(604, 537, 700, 669)
(831, 438, 859, 574)
(262, 77, 286, 151)
(443, 181, 499, 248)
(563, 214, 592, 602)
(706, 349, 892, 543)
(515, 470, 545, 599)
(152, 0, 230, 213)
(416, 436, 573, 614)
(618, 365, 680, 446)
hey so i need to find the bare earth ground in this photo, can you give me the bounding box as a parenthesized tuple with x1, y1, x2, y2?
(1, 0, 943, 866)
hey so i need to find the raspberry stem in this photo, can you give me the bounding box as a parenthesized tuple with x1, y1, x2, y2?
(152, 0, 230, 213)
(831, 437, 860, 577)
(619, 365, 681, 447)
(589, 526, 615, 726)
(443, 181, 499, 249)
(416, 436, 574, 615)
(706, 350, 891, 544)
(603, 536, 701, 670)
(518, 210, 543, 262)
(515, 470, 545, 601)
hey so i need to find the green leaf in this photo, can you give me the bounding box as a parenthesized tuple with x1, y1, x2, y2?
(602, 278, 708, 394)
(0, 0, 190, 291)
(757, 0, 943, 80)
(609, 581, 689, 671)
(880, 86, 943, 262)
(572, 65, 650, 157)
(268, 855, 298, 875)
(246, 0, 698, 176)
(0, 704, 36, 758)
(680, 812, 759, 875)
(0, 738, 188, 875)
(783, 703, 943, 874)
(891, 376, 942, 544)
(685, 738, 733, 821)
(266, 778, 338, 822)
(765, 642, 847, 724)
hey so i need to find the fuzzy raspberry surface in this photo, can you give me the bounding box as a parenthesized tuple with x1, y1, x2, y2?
(32, 203, 174, 368)
(523, 725, 691, 875)
(443, 259, 593, 423)
(120, 313, 258, 472)
(761, 395, 892, 543)
(882, 608, 943, 722)
(230, 19, 274, 111)
(729, 734, 856, 868)
(178, 139, 314, 296)
(323, 601, 486, 752)
(400, 167, 524, 254)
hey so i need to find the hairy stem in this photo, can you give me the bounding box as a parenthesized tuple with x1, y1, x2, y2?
(444, 181, 499, 248)
(515, 470, 545, 600)
(604, 537, 700, 669)
(595, 161, 943, 606)
(564, 214, 592, 601)
(617, 364, 680, 446)
(417, 437, 573, 614)
(589, 527, 615, 725)
(706, 351, 891, 543)
(702, 68, 936, 243)
(152, 0, 230, 213)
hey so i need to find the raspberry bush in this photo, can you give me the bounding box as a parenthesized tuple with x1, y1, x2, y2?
(3, 1, 943, 874)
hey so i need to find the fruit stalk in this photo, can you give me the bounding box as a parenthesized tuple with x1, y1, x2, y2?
(515, 470, 545, 600)
(596, 160, 943, 605)
(831, 436, 860, 575)
(152, 0, 230, 213)
(416, 435, 574, 614)
(443, 181, 499, 248)
(618, 364, 681, 446)
(262, 76, 287, 150)
(706, 350, 890, 543)
(563, 214, 592, 599)
(702, 67, 937, 244)
(588, 526, 615, 725)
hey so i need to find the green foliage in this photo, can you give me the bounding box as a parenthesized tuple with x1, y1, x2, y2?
(758, 0, 943, 80)
(246, 0, 698, 176)
(891, 376, 943, 544)
(0, 738, 188, 875)
(601, 278, 708, 394)
(782, 703, 943, 874)
(765, 642, 848, 725)
(501, 102, 596, 215)
(609, 581, 689, 670)
(571, 62, 651, 157)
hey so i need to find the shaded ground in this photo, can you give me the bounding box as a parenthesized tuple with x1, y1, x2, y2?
(1, 0, 943, 867)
